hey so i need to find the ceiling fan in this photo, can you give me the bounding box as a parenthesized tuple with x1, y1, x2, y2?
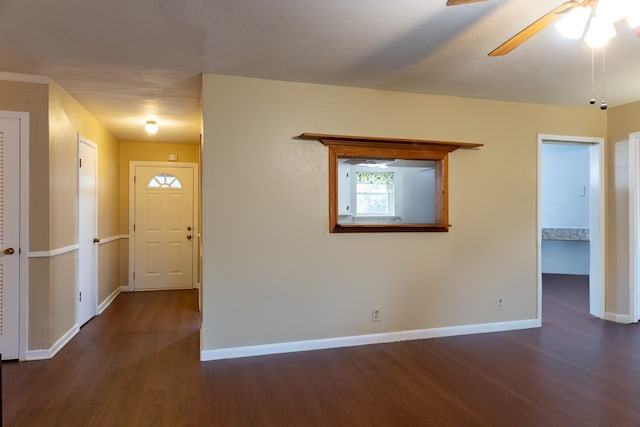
(447, 0, 640, 56)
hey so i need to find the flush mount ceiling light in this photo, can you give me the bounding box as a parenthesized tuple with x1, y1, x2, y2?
(144, 120, 159, 135)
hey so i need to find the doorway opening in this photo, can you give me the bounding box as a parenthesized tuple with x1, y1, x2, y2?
(538, 135, 605, 322)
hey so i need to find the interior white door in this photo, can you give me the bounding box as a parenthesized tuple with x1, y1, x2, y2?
(77, 138, 98, 326)
(0, 117, 21, 359)
(134, 166, 194, 290)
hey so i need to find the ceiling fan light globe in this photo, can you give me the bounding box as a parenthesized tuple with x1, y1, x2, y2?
(555, 6, 591, 39)
(585, 16, 617, 48)
(596, 0, 627, 23)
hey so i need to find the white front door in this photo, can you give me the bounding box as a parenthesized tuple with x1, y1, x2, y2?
(133, 165, 195, 290)
(0, 117, 21, 359)
(77, 137, 98, 326)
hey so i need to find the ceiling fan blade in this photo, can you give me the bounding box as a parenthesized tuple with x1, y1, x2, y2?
(488, 0, 580, 56)
(446, 0, 488, 5)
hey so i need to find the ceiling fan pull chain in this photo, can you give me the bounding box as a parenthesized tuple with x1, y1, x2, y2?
(601, 45, 608, 110)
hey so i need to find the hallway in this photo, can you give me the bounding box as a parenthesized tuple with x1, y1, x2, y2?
(4, 290, 201, 426)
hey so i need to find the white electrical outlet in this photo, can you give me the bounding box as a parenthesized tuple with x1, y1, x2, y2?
(497, 297, 504, 310)
(371, 308, 381, 322)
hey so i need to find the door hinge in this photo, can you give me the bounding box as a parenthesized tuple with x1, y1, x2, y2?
(79, 291, 82, 302)
(79, 158, 82, 168)
(133, 224, 136, 232)
(134, 175, 136, 183)
(133, 272, 135, 280)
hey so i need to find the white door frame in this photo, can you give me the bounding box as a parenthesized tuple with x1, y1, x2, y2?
(537, 134, 606, 320)
(0, 111, 29, 361)
(128, 161, 199, 292)
(628, 132, 640, 322)
(77, 135, 98, 325)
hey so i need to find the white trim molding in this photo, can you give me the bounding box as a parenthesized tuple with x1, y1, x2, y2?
(628, 133, 640, 323)
(605, 312, 635, 324)
(26, 323, 80, 361)
(29, 244, 79, 258)
(97, 234, 129, 245)
(201, 318, 541, 361)
(97, 286, 128, 314)
(26, 236, 128, 256)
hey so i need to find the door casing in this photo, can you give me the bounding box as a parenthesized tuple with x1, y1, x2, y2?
(0, 111, 29, 360)
(537, 134, 606, 320)
(128, 161, 199, 292)
(627, 132, 640, 322)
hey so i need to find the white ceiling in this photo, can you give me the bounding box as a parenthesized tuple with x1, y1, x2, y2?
(2, 0, 639, 143)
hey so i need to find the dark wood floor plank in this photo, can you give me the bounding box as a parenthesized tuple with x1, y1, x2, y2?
(4, 278, 640, 426)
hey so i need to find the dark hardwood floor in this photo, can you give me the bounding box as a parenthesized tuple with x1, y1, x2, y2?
(4, 277, 640, 426)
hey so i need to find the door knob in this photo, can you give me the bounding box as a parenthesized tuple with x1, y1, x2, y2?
(93, 238, 101, 243)
(3, 247, 15, 255)
(186, 235, 192, 240)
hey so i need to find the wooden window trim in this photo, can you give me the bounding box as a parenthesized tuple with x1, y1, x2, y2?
(298, 133, 482, 233)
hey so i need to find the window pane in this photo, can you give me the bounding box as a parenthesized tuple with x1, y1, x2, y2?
(357, 194, 390, 215)
(357, 183, 391, 194)
(146, 173, 182, 189)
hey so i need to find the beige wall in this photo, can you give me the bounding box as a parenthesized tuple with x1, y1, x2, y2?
(606, 101, 640, 316)
(201, 74, 606, 351)
(4, 73, 635, 355)
(0, 80, 50, 250)
(0, 79, 55, 348)
(39, 82, 121, 347)
(28, 258, 50, 349)
(49, 82, 121, 243)
(118, 141, 200, 286)
(0, 78, 122, 348)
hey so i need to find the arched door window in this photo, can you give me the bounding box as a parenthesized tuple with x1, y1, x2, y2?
(147, 173, 182, 189)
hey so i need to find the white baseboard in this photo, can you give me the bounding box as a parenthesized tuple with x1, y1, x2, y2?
(200, 318, 541, 361)
(97, 286, 127, 314)
(605, 312, 636, 324)
(25, 285, 129, 361)
(26, 323, 80, 361)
